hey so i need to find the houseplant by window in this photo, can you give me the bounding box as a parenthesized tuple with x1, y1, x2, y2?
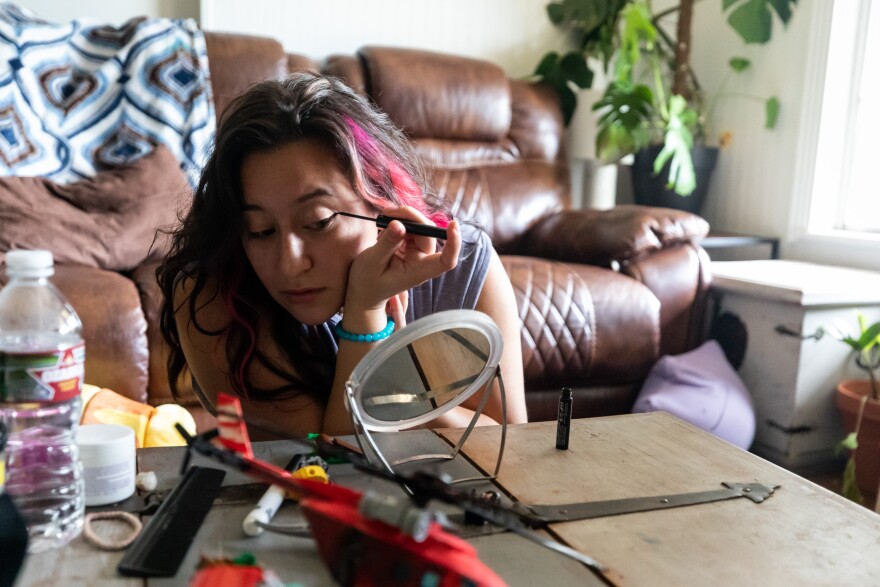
(535, 0, 799, 213)
(827, 313, 880, 506)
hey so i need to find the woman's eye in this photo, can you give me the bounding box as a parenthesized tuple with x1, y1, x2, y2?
(306, 215, 336, 231)
(246, 228, 275, 240)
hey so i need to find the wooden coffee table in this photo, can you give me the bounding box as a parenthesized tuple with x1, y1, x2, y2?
(439, 412, 880, 585)
(16, 413, 880, 586)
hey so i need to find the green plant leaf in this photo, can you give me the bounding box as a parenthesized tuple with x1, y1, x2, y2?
(729, 57, 751, 72)
(547, 2, 565, 25)
(556, 81, 578, 126)
(839, 432, 859, 452)
(615, 2, 656, 81)
(653, 95, 697, 196)
(533, 51, 591, 125)
(841, 457, 864, 505)
(560, 52, 594, 89)
(725, 0, 798, 44)
(768, 0, 797, 24)
(559, 0, 606, 32)
(534, 52, 559, 77)
(765, 96, 779, 128)
(726, 0, 772, 44)
(856, 321, 880, 350)
(593, 81, 653, 161)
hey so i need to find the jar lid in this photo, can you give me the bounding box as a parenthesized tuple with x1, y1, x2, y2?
(5, 250, 54, 278)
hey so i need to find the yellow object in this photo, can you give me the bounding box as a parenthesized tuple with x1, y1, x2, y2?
(80, 384, 197, 448)
(285, 465, 330, 500)
(81, 383, 101, 409)
(143, 404, 196, 448)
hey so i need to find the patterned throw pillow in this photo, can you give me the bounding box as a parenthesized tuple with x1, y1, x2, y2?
(0, 5, 215, 187)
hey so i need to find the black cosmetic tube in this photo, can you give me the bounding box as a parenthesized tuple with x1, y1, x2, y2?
(556, 387, 573, 450)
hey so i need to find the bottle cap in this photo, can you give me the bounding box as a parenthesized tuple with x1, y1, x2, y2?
(5, 250, 54, 278)
(561, 387, 573, 399)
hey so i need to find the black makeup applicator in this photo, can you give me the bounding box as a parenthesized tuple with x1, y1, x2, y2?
(333, 211, 448, 239)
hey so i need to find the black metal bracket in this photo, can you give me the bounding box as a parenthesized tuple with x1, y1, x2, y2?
(775, 325, 824, 341)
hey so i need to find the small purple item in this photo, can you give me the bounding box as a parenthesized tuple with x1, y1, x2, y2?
(633, 339, 756, 449)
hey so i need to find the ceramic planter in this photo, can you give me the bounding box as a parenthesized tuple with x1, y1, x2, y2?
(631, 145, 719, 216)
(835, 379, 880, 504)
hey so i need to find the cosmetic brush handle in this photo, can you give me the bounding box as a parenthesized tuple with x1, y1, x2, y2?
(376, 215, 448, 239)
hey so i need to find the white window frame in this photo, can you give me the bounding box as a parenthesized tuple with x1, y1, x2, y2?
(788, 0, 880, 267)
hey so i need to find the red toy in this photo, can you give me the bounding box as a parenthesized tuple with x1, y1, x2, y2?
(196, 393, 508, 587)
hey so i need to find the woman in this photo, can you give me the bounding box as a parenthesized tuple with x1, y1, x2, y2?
(157, 72, 527, 438)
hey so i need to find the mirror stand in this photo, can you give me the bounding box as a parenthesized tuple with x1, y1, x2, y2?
(346, 366, 507, 484)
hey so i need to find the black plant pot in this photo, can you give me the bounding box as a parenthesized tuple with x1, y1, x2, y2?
(631, 144, 719, 215)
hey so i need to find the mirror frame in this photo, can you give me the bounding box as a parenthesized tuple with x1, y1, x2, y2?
(345, 310, 503, 432)
(344, 310, 507, 480)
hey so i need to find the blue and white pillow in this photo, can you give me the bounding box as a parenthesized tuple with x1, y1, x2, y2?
(0, 3, 215, 187)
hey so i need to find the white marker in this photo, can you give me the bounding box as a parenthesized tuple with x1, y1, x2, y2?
(242, 454, 302, 537)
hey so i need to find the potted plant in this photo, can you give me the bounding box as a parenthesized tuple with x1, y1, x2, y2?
(535, 0, 799, 214)
(827, 312, 880, 506)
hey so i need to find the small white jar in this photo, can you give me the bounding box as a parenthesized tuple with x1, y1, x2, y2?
(76, 424, 136, 506)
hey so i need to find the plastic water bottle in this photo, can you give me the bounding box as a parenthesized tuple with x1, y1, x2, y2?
(0, 250, 85, 552)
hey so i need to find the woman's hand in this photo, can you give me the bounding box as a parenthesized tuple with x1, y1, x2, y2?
(386, 290, 409, 331)
(344, 206, 460, 316)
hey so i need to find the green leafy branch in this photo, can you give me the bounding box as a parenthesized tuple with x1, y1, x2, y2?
(533, 0, 630, 124)
(535, 0, 798, 196)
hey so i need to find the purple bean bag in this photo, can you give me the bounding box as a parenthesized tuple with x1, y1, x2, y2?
(633, 339, 755, 449)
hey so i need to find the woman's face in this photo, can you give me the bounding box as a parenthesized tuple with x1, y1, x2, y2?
(240, 138, 378, 325)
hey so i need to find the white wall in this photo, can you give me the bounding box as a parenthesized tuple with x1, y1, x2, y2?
(693, 0, 832, 266)
(19, 0, 197, 24)
(201, 0, 566, 79)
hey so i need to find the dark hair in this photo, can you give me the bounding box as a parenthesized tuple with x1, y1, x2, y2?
(157, 72, 446, 402)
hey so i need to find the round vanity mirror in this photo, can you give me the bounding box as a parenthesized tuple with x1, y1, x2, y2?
(344, 309, 506, 478)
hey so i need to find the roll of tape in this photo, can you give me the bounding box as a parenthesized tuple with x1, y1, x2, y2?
(76, 424, 136, 506)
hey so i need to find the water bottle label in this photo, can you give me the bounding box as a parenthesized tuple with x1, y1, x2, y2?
(0, 342, 85, 403)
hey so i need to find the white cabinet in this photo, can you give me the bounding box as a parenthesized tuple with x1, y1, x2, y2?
(709, 260, 880, 473)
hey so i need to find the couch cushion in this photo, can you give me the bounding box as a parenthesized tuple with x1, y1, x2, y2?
(358, 47, 511, 142)
(502, 256, 660, 389)
(0, 145, 190, 271)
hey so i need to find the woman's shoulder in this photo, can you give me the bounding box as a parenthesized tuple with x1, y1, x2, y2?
(458, 220, 490, 246)
(173, 272, 230, 331)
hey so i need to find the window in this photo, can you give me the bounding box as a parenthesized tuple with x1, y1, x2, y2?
(840, 2, 880, 232)
(808, 0, 880, 237)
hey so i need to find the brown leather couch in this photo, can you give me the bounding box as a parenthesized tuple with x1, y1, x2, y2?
(0, 32, 711, 430)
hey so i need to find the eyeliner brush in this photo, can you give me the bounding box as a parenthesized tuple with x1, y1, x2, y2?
(334, 211, 448, 239)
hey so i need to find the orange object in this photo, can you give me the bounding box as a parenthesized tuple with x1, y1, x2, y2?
(188, 564, 263, 587)
(81, 389, 153, 447)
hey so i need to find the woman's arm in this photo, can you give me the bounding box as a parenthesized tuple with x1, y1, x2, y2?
(474, 248, 528, 424)
(321, 212, 463, 435)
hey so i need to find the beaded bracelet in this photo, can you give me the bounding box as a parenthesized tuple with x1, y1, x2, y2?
(335, 317, 395, 343)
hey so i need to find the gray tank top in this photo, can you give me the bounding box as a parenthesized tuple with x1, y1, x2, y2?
(405, 221, 493, 321)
